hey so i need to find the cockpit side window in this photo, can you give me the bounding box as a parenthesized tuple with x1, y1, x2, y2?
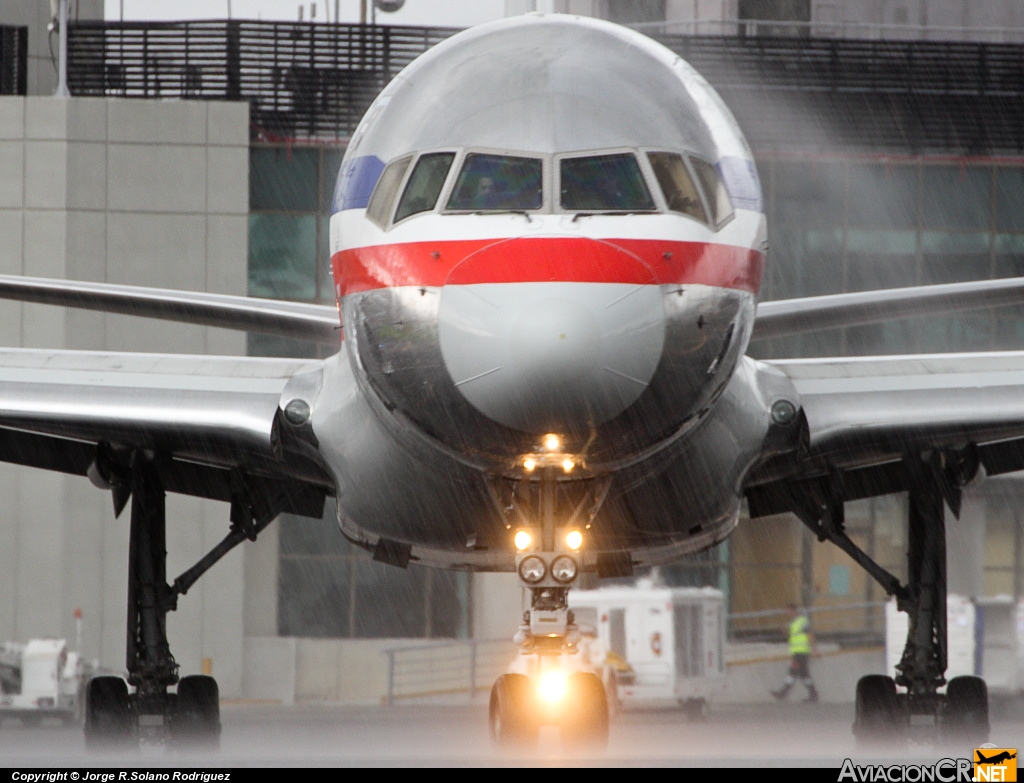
(647, 151, 707, 223)
(689, 156, 735, 227)
(366, 155, 412, 228)
(394, 152, 456, 223)
(560, 153, 655, 212)
(446, 153, 543, 211)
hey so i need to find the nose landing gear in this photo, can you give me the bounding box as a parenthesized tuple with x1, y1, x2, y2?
(485, 467, 616, 752)
(488, 586, 610, 752)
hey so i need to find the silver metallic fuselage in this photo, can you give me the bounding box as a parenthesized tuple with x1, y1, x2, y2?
(316, 14, 775, 570)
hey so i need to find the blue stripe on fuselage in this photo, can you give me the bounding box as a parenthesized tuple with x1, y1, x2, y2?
(333, 155, 385, 213)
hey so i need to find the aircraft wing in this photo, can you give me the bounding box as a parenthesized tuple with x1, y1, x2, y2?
(0, 348, 330, 519)
(746, 351, 1024, 518)
(753, 277, 1024, 340)
(0, 275, 342, 349)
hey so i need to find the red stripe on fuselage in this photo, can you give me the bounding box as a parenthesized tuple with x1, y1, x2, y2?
(334, 237, 763, 297)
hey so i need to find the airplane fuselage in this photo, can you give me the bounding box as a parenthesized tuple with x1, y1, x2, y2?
(319, 13, 779, 570)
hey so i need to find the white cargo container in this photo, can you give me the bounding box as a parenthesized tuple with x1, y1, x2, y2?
(974, 596, 1018, 693)
(0, 639, 83, 726)
(889, 595, 1022, 694)
(569, 584, 726, 715)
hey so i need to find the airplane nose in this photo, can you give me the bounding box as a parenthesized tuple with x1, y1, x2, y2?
(438, 237, 665, 434)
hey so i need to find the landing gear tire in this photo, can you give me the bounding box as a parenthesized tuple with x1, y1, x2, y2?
(853, 674, 903, 748)
(168, 675, 221, 750)
(84, 676, 136, 751)
(489, 673, 538, 749)
(942, 675, 989, 745)
(561, 671, 609, 751)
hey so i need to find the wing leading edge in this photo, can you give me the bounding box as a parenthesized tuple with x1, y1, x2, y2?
(0, 348, 330, 518)
(747, 351, 1024, 519)
(0, 275, 342, 349)
(753, 276, 1024, 341)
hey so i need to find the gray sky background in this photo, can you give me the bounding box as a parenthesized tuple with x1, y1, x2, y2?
(104, 1, 509, 27)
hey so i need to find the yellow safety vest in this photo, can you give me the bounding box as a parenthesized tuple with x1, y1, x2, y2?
(788, 615, 811, 655)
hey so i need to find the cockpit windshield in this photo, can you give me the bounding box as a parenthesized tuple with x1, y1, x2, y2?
(560, 153, 656, 212)
(647, 151, 707, 223)
(647, 151, 735, 228)
(688, 156, 735, 227)
(446, 153, 543, 211)
(394, 152, 455, 223)
(367, 147, 734, 229)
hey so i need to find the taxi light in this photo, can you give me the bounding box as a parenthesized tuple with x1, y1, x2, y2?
(550, 555, 578, 584)
(538, 670, 568, 703)
(543, 434, 560, 451)
(561, 458, 575, 473)
(565, 529, 583, 551)
(513, 529, 533, 551)
(518, 555, 546, 584)
(523, 458, 537, 472)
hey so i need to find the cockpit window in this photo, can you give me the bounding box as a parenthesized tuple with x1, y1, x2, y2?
(394, 152, 455, 223)
(689, 156, 735, 227)
(647, 151, 707, 223)
(446, 153, 543, 211)
(366, 155, 412, 227)
(560, 153, 655, 212)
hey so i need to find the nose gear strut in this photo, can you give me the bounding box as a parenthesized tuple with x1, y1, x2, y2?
(486, 467, 614, 750)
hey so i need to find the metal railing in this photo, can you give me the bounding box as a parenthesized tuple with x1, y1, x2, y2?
(66, 20, 457, 140)
(0, 25, 27, 96)
(61, 20, 1024, 153)
(633, 17, 1024, 44)
(381, 638, 517, 706)
(381, 601, 889, 705)
(658, 34, 1024, 154)
(728, 601, 889, 645)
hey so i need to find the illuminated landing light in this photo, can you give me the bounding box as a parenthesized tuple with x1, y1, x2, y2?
(514, 529, 534, 551)
(523, 458, 537, 472)
(565, 529, 583, 551)
(538, 670, 568, 703)
(543, 434, 561, 452)
(561, 458, 575, 473)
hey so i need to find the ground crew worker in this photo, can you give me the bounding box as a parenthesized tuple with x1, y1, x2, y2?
(771, 603, 819, 703)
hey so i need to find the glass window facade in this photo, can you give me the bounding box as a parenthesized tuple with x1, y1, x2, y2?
(754, 157, 1024, 359)
(249, 146, 339, 314)
(276, 501, 468, 639)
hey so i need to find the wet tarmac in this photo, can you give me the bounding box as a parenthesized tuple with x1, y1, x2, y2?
(2, 697, 1022, 768)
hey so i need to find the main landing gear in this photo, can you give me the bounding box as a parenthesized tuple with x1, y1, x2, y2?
(485, 466, 620, 752)
(793, 451, 990, 747)
(82, 447, 314, 750)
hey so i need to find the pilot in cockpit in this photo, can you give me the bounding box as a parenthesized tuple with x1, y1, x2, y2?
(470, 175, 499, 209)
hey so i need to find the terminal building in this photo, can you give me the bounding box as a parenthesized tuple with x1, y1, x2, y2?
(2, 0, 1024, 702)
